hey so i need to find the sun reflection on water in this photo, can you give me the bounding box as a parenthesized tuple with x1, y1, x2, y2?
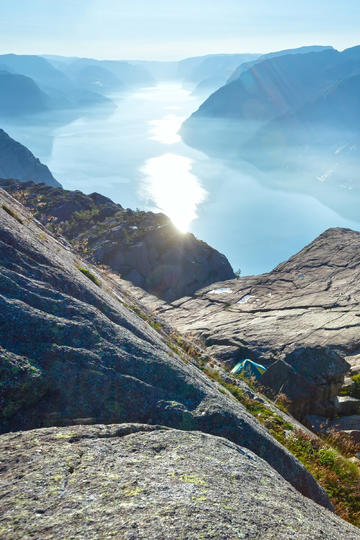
(141, 153, 207, 232)
(149, 114, 185, 144)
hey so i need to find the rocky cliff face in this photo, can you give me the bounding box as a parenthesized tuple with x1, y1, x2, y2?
(0, 185, 331, 509)
(140, 228, 360, 419)
(0, 179, 234, 301)
(1, 424, 358, 540)
(0, 131, 60, 187)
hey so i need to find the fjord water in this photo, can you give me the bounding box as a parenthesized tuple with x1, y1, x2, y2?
(3, 82, 360, 275)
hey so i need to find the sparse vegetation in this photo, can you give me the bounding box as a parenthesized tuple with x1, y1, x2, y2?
(126, 304, 162, 331)
(1, 204, 23, 224)
(77, 267, 101, 287)
(203, 367, 360, 527)
(341, 374, 360, 399)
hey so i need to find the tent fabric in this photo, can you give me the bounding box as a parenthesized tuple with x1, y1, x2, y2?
(231, 359, 266, 379)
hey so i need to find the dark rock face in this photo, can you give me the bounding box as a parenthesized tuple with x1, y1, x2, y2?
(259, 347, 348, 419)
(1, 424, 358, 540)
(149, 228, 360, 419)
(0, 179, 234, 301)
(0, 187, 330, 507)
(0, 131, 60, 187)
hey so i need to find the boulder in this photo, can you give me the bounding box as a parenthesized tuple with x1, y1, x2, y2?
(259, 348, 349, 419)
(0, 424, 358, 540)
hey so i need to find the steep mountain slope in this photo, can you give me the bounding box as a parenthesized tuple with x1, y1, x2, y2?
(0, 179, 233, 300)
(0, 131, 60, 187)
(0, 186, 330, 508)
(281, 72, 360, 132)
(186, 49, 340, 123)
(0, 71, 47, 116)
(181, 45, 360, 195)
(183, 45, 360, 143)
(1, 424, 359, 539)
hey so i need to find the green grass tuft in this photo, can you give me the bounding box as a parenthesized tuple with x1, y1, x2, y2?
(77, 267, 101, 287)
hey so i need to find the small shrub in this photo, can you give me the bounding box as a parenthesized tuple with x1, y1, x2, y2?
(274, 392, 291, 413)
(324, 431, 360, 457)
(77, 267, 101, 287)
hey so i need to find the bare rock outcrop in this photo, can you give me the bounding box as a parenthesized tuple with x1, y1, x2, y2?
(144, 228, 360, 418)
(1, 424, 359, 540)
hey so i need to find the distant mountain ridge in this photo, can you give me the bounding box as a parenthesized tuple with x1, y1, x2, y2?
(0, 53, 113, 117)
(47, 56, 154, 93)
(47, 53, 261, 94)
(182, 45, 360, 166)
(227, 45, 334, 83)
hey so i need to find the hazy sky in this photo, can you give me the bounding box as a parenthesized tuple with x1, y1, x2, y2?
(1, 0, 359, 60)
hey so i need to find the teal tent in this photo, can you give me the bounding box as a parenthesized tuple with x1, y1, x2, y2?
(231, 359, 266, 380)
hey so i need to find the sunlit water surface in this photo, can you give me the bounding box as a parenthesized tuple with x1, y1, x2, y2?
(3, 83, 360, 275)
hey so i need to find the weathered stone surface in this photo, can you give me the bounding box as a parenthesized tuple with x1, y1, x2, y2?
(147, 228, 360, 417)
(0, 187, 330, 507)
(0, 179, 234, 301)
(336, 396, 360, 416)
(306, 414, 360, 443)
(1, 424, 358, 540)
